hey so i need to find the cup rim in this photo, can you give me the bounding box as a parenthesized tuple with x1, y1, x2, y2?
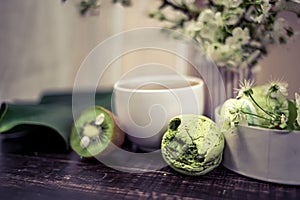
(113, 75, 204, 93)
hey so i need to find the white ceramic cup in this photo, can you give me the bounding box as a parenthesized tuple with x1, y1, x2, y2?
(113, 75, 204, 151)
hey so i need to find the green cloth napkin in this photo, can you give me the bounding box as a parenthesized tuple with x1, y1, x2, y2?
(0, 91, 112, 150)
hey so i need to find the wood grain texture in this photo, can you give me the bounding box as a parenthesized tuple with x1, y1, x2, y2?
(0, 134, 300, 200)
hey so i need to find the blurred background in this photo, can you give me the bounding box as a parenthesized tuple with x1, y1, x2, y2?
(0, 0, 299, 101)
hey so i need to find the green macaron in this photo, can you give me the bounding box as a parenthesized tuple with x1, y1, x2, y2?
(161, 114, 224, 175)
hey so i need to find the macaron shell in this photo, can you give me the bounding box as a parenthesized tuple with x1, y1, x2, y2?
(161, 114, 224, 175)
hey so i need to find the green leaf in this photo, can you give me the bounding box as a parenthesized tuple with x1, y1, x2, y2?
(287, 100, 297, 130)
(0, 103, 72, 149)
(0, 91, 112, 150)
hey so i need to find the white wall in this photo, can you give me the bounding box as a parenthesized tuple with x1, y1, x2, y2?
(0, 0, 299, 101)
(256, 12, 300, 99)
(0, 0, 122, 101)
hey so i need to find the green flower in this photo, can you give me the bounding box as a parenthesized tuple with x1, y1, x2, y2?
(145, 0, 300, 71)
(267, 80, 288, 98)
(196, 9, 224, 42)
(226, 27, 250, 47)
(236, 80, 255, 99)
(206, 43, 229, 63)
(223, 7, 244, 25)
(217, 78, 298, 130)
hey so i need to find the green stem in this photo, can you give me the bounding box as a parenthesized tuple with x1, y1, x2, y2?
(241, 110, 271, 121)
(248, 93, 274, 118)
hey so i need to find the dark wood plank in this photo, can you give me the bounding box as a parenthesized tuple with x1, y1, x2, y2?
(1, 151, 300, 200)
(1, 133, 300, 200)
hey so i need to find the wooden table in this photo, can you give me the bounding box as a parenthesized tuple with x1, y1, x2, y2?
(1, 131, 300, 200)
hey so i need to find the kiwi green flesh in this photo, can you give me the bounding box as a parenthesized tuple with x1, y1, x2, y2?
(71, 107, 113, 158)
(161, 115, 224, 175)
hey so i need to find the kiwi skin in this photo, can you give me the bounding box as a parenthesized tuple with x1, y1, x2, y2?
(96, 106, 124, 157)
(71, 106, 125, 159)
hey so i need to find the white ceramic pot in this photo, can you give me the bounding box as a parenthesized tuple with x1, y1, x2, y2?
(215, 106, 300, 185)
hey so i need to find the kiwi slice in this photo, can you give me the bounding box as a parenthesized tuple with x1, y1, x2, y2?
(70, 106, 124, 158)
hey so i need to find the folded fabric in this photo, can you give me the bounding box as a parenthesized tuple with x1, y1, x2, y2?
(0, 91, 112, 150)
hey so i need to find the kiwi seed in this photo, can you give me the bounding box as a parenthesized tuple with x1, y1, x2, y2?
(70, 106, 125, 158)
(95, 113, 105, 125)
(80, 136, 90, 148)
